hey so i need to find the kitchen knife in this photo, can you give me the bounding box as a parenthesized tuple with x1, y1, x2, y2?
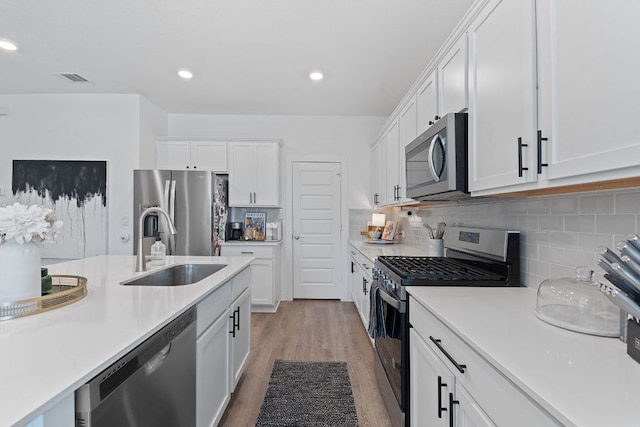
(611, 262, 640, 295)
(598, 259, 640, 302)
(627, 234, 640, 251)
(598, 246, 624, 265)
(617, 240, 640, 265)
(600, 278, 640, 320)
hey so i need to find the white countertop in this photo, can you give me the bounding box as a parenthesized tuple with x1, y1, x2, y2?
(220, 240, 282, 246)
(0, 255, 252, 427)
(408, 286, 640, 427)
(349, 240, 430, 261)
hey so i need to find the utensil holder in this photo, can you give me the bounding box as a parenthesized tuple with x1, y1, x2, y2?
(428, 239, 444, 257)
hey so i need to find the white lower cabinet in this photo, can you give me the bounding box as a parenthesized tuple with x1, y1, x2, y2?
(24, 393, 74, 427)
(230, 269, 251, 390)
(349, 244, 372, 332)
(221, 243, 281, 313)
(409, 295, 561, 427)
(196, 266, 251, 427)
(197, 306, 231, 427)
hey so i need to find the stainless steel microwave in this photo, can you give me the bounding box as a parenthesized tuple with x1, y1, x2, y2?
(405, 112, 468, 201)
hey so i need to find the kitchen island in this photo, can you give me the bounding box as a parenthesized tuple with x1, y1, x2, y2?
(408, 286, 640, 427)
(0, 255, 252, 427)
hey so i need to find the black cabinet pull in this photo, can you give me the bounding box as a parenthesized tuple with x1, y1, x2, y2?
(537, 130, 549, 174)
(449, 393, 459, 427)
(437, 376, 447, 418)
(429, 120, 435, 125)
(229, 311, 237, 337)
(351, 261, 355, 274)
(434, 115, 440, 120)
(235, 307, 241, 331)
(518, 137, 528, 177)
(429, 336, 467, 373)
(363, 278, 368, 295)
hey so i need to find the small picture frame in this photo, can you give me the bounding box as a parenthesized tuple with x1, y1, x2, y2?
(244, 212, 266, 241)
(382, 220, 397, 241)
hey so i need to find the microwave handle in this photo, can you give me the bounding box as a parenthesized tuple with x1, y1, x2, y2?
(428, 134, 445, 182)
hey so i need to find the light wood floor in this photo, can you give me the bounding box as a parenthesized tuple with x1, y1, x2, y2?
(219, 300, 392, 427)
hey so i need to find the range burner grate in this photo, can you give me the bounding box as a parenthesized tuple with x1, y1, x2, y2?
(377, 256, 505, 282)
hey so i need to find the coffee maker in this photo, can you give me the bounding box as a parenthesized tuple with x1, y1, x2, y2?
(227, 222, 244, 240)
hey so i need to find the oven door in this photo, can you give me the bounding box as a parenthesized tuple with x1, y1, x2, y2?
(374, 285, 408, 418)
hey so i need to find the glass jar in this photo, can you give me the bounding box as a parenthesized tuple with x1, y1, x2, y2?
(41, 267, 52, 296)
(535, 266, 620, 337)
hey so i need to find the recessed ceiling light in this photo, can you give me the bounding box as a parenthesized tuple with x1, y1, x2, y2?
(0, 40, 18, 51)
(309, 71, 323, 81)
(178, 69, 193, 79)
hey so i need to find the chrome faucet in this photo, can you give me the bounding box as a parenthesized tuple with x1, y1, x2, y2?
(136, 207, 177, 272)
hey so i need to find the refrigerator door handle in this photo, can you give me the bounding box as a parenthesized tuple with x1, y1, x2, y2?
(169, 180, 177, 255)
(163, 180, 171, 213)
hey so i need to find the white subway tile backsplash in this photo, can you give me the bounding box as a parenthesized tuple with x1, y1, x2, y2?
(349, 187, 640, 288)
(577, 233, 614, 252)
(539, 215, 564, 231)
(527, 199, 551, 214)
(548, 231, 578, 249)
(595, 214, 636, 234)
(615, 191, 640, 213)
(550, 197, 579, 214)
(580, 194, 615, 214)
(564, 215, 595, 233)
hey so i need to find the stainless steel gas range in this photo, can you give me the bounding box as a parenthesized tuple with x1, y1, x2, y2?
(369, 226, 520, 427)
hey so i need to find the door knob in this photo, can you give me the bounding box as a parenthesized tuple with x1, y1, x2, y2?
(294, 236, 300, 240)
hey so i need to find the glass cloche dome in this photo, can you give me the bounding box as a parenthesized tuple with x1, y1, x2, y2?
(535, 266, 620, 337)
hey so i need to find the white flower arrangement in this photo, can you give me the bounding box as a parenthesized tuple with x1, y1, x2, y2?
(0, 203, 63, 245)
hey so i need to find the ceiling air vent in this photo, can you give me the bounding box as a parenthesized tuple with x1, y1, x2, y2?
(56, 73, 89, 83)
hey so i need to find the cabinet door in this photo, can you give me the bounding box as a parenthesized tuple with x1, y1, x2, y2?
(537, 0, 640, 182)
(456, 384, 496, 427)
(398, 96, 417, 203)
(157, 141, 191, 170)
(370, 140, 382, 206)
(228, 142, 254, 206)
(385, 119, 400, 204)
(191, 141, 228, 172)
(253, 143, 279, 207)
(250, 258, 274, 306)
(417, 69, 439, 135)
(468, 0, 537, 193)
(350, 253, 360, 308)
(197, 310, 231, 427)
(439, 34, 468, 115)
(358, 263, 372, 331)
(376, 134, 388, 205)
(230, 288, 251, 391)
(410, 329, 453, 427)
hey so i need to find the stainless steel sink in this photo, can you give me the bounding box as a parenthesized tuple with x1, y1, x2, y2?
(122, 263, 227, 286)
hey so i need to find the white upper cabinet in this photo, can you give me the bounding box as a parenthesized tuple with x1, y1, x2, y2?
(439, 33, 468, 116)
(370, 141, 382, 206)
(468, 0, 538, 193)
(372, 134, 387, 206)
(536, 0, 640, 184)
(416, 70, 439, 135)
(385, 118, 401, 204)
(228, 141, 280, 207)
(157, 140, 228, 171)
(398, 95, 417, 203)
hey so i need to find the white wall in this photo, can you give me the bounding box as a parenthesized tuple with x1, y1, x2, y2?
(168, 114, 386, 209)
(0, 94, 167, 257)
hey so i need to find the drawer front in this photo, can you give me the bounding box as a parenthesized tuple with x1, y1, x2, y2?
(222, 245, 274, 259)
(409, 296, 560, 427)
(232, 266, 251, 301)
(197, 281, 232, 337)
(357, 253, 374, 277)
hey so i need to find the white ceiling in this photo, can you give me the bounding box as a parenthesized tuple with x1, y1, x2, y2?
(0, 0, 474, 116)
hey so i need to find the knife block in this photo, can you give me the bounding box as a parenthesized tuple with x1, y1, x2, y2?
(626, 319, 640, 364)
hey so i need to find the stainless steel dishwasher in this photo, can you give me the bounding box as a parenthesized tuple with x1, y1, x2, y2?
(75, 307, 196, 426)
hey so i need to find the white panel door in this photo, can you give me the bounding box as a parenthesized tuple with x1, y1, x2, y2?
(439, 33, 468, 115)
(191, 141, 228, 172)
(416, 69, 439, 135)
(157, 140, 191, 170)
(293, 162, 342, 299)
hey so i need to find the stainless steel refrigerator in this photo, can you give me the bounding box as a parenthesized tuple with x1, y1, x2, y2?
(133, 170, 227, 256)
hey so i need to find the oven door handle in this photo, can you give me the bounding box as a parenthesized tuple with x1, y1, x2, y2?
(377, 284, 406, 313)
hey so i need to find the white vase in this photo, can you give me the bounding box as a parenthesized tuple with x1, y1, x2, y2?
(0, 240, 41, 301)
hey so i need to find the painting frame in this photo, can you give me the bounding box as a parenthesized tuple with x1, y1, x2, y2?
(244, 212, 266, 241)
(382, 220, 397, 241)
